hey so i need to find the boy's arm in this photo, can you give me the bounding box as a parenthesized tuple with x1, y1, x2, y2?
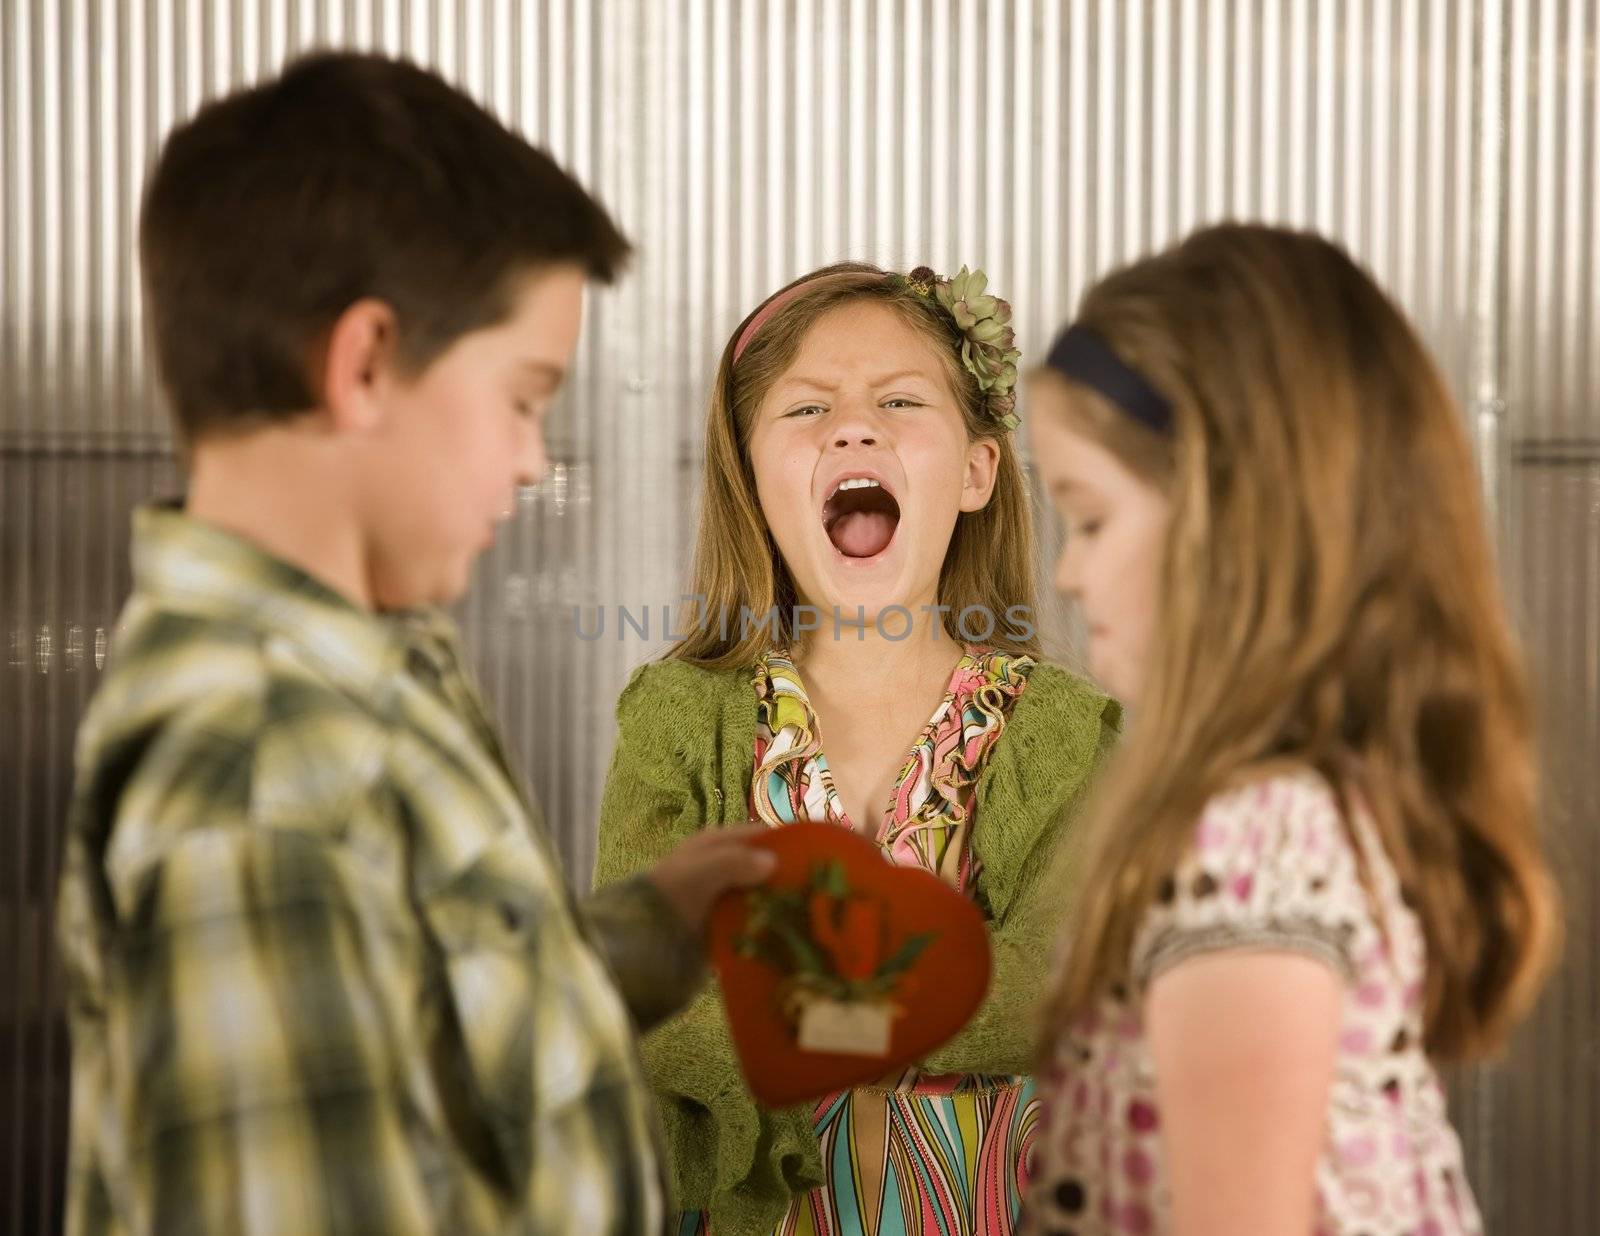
(581, 874, 707, 1034)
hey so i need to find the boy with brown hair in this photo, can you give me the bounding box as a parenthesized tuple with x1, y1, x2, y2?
(55, 51, 769, 1236)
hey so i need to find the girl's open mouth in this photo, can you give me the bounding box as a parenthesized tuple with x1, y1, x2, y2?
(822, 477, 901, 559)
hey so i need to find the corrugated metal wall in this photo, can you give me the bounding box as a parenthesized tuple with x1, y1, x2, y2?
(1497, 2, 1600, 1231)
(2, 2, 1594, 1231)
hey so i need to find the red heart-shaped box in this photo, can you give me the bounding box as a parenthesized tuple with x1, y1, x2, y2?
(707, 822, 991, 1108)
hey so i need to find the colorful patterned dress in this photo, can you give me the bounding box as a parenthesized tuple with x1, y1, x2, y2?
(680, 645, 1039, 1236)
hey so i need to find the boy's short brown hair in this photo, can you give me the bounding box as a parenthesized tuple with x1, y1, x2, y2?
(139, 51, 632, 441)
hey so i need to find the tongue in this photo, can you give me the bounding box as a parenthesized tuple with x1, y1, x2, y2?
(831, 511, 896, 558)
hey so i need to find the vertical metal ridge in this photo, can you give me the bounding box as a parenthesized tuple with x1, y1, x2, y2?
(792, 0, 815, 273)
(766, 0, 789, 288)
(900, 0, 923, 265)
(928, 0, 952, 266)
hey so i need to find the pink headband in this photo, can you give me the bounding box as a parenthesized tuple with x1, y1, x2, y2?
(731, 270, 887, 365)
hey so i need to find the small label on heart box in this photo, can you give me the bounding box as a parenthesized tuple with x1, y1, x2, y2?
(796, 998, 894, 1056)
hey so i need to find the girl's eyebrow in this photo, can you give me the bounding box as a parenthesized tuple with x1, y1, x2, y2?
(871, 369, 933, 387)
(771, 368, 938, 394)
(770, 374, 837, 395)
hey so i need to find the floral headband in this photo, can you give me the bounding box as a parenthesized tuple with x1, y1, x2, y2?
(900, 265, 1021, 431)
(732, 264, 1023, 433)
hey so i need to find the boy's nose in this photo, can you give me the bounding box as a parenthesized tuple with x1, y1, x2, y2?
(515, 425, 548, 488)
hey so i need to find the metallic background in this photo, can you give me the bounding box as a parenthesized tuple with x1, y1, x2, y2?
(2, 1, 1595, 1230)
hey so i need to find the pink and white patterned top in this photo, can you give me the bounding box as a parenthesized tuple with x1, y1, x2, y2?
(1028, 769, 1483, 1236)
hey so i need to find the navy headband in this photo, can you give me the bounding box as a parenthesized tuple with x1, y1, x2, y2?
(1044, 325, 1172, 434)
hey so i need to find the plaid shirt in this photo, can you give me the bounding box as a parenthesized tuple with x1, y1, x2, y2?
(56, 503, 701, 1235)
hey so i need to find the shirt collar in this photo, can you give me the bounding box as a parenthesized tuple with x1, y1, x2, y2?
(129, 499, 454, 704)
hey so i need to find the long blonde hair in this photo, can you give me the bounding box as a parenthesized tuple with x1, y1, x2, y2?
(1041, 224, 1558, 1061)
(671, 262, 1041, 667)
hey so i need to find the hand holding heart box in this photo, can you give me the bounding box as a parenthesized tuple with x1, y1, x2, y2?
(706, 822, 992, 1108)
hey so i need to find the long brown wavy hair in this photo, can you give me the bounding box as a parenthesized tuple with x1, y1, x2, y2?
(670, 262, 1041, 668)
(1039, 224, 1558, 1061)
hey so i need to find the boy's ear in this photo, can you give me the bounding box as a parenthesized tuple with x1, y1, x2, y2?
(959, 436, 1002, 512)
(319, 298, 403, 433)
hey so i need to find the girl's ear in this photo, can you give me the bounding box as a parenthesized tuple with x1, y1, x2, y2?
(959, 437, 1001, 512)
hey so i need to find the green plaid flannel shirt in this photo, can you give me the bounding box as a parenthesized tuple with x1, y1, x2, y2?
(56, 503, 703, 1235)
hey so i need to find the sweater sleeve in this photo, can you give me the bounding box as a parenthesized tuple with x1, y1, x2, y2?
(592, 662, 825, 1232)
(921, 668, 1120, 1076)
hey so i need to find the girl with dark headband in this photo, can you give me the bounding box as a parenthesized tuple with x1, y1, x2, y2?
(1022, 223, 1557, 1235)
(595, 262, 1118, 1234)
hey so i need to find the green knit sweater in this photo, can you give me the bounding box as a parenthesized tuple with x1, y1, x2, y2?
(592, 656, 1120, 1234)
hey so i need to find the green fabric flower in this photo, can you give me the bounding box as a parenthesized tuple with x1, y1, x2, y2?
(907, 265, 1023, 431)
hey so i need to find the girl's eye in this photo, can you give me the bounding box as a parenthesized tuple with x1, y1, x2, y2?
(1072, 519, 1103, 539)
(883, 398, 925, 410)
(785, 404, 827, 418)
